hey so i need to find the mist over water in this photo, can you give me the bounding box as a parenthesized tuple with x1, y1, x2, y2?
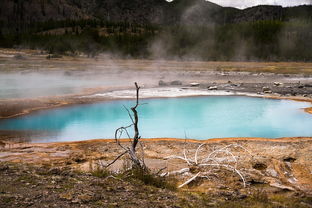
(0, 96, 311, 143)
(0, 61, 161, 99)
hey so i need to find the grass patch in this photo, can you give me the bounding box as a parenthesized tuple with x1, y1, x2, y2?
(250, 189, 269, 203)
(16, 175, 36, 184)
(124, 167, 177, 191)
(91, 166, 177, 191)
(0, 196, 15, 204)
(91, 168, 112, 178)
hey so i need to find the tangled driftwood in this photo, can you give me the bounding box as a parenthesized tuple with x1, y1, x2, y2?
(164, 143, 252, 188)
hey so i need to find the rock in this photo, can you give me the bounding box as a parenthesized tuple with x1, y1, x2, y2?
(208, 86, 218, 90)
(190, 82, 200, 87)
(266, 168, 279, 177)
(237, 194, 247, 199)
(69, 153, 86, 163)
(71, 199, 80, 204)
(60, 192, 74, 201)
(291, 92, 297, 96)
(248, 178, 266, 185)
(158, 80, 167, 86)
(262, 86, 272, 93)
(252, 162, 267, 170)
(170, 80, 182, 85)
(262, 87, 271, 92)
(48, 168, 62, 175)
(274, 82, 283, 86)
(283, 157, 296, 163)
(77, 193, 94, 202)
(219, 191, 234, 197)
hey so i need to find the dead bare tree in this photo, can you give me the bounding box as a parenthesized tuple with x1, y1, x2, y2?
(105, 82, 147, 170)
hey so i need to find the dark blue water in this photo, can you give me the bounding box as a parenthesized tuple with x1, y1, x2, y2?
(0, 96, 311, 143)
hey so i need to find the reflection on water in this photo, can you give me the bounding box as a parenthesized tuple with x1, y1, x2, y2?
(0, 96, 311, 143)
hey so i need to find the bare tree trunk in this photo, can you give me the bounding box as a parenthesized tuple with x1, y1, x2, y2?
(131, 82, 140, 153)
(129, 82, 145, 168)
(107, 82, 146, 170)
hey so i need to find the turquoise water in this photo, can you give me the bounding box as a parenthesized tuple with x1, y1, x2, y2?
(0, 96, 311, 143)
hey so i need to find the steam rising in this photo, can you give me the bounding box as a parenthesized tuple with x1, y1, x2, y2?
(149, 0, 312, 62)
(0, 59, 161, 99)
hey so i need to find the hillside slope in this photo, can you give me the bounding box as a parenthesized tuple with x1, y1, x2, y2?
(0, 0, 311, 26)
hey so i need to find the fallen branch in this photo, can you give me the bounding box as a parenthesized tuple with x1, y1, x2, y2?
(178, 172, 200, 188)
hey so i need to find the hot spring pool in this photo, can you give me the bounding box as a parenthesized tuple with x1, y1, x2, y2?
(0, 96, 311, 143)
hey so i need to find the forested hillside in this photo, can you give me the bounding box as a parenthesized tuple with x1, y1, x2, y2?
(0, 0, 311, 61)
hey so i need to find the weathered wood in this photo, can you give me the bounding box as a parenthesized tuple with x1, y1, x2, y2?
(131, 82, 140, 153)
(106, 82, 146, 170)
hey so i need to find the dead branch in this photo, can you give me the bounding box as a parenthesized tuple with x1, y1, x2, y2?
(156, 167, 167, 175)
(178, 172, 200, 188)
(161, 168, 190, 177)
(104, 151, 128, 168)
(123, 105, 134, 124)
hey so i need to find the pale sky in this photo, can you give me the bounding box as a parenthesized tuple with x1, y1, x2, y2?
(208, 0, 312, 9)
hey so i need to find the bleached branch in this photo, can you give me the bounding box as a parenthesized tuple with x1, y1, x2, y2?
(178, 172, 200, 188)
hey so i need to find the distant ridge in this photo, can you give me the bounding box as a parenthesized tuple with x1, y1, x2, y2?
(0, 0, 311, 27)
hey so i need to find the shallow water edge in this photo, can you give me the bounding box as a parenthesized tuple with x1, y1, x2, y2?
(0, 87, 312, 120)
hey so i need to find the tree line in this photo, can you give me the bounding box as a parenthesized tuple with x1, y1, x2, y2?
(0, 19, 311, 61)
